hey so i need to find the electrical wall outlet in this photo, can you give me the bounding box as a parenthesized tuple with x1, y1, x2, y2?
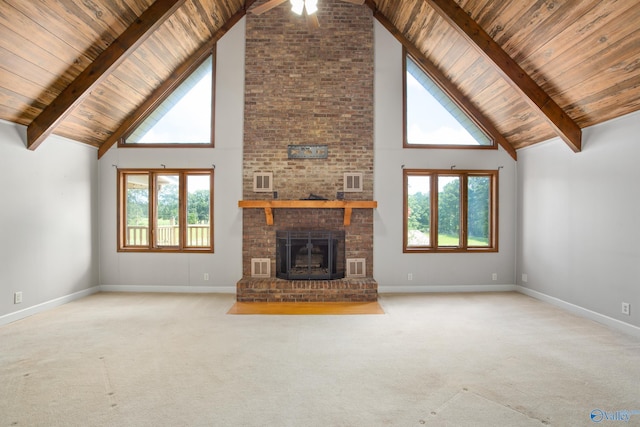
(204, 273, 209, 281)
(522, 273, 528, 283)
(622, 302, 630, 316)
(14, 292, 22, 304)
(407, 273, 413, 281)
(492, 273, 498, 281)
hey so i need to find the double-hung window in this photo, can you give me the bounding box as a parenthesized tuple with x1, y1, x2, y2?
(404, 169, 498, 252)
(118, 169, 213, 252)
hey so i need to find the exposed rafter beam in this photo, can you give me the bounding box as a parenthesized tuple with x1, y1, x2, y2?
(98, 3, 254, 159)
(423, 0, 581, 152)
(27, 0, 186, 151)
(365, 1, 516, 160)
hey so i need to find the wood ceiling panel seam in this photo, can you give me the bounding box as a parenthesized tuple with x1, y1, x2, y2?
(504, 2, 598, 64)
(435, 43, 481, 83)
(130, 44, 179, 84)
(109, 0, 148, 17)
(0, 89, 47, 118)
(142, 34, 187, 63)
(405, 2, 434, 39)
(563, 73, 640, 126)
(211, 0, 241, 19)
(0, 19, 85, 79)
(109, 69, 156, 103)
(3, 0, 105, 61)
(0, 68, 57, 106)
(412, 14, 451, 57)
(81, 87, 137, 120)
(0, 45, 72, 94)
(161, 15, 204, 58)
(522, 2, 611, 66)
(507, 125, 557, 150)
(18, 0, 115, 56)
(0, 104, 33, 125)
(117, 56, 166, 92)
(490, 1, 558, 50)
(60, 112, 118, 138)
(99, 74, 148, 108)
(425, 26, 474, 70)
(393, 0, 421, 34)
(460, 0, 506, 29)
(71, 104, 123, 131)
(472, 76, 511, 105)
(181, 1, 216, 39)
(582, 98, 640, 128)
(461, 65, 499, 99)
(64, 0, 136, 40)
(426, 37, 472, 78)
(522, 1, 640, 85)
(172, 8, 211, 49)
(49, 2, 122, 50)
(453, 56, 491, 90)
(537, 31, 640, 111)
(0, 13, 87, 75)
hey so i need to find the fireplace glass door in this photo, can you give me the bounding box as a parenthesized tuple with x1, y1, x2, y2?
(276, 230, 345, 280)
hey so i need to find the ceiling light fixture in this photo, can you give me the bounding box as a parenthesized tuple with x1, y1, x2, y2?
(305, 0, 318, 14)
(290, 0, 317, 15)
(290, 0, 304, 15)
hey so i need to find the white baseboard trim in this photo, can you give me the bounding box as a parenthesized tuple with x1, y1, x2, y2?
(516, 286, 640, 339)
(379, 284, 517, 293)
(0, 286, 100, 326)
(99, 285, 236, 294)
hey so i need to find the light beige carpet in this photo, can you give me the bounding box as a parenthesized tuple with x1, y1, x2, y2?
(1, 292, 639, 426)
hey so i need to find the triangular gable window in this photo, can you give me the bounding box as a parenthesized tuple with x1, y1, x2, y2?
(124, 55, 213, 146)
(405, 55, 493, 147)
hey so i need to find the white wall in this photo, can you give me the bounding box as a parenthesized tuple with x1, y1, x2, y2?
(518, 110, 640, 329)
(98, 19, 245, 292)
(0, 120, 99, 323)
(373, 22, 518, 291)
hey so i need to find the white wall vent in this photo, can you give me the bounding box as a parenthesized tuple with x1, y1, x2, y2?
(251, 258, 271, 278)
(343, 173, 363, 192)
(346, 258, 366, 278)
(253, 172, 273, 192)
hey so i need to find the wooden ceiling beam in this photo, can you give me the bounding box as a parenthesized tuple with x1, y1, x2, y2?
(365, 1, 517, 160)
(423, 0, 582, 152)
(27, 0, 186, 151)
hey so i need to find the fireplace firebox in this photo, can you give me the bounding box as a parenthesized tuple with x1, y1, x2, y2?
(276, 230, 345, 280)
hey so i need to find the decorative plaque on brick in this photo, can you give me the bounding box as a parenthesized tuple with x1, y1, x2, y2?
(287, 145, 328, 159)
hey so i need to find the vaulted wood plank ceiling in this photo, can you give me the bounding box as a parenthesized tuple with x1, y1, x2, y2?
(1, 0, 639, 157)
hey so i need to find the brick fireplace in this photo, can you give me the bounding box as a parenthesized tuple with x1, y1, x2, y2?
(238, 0, 376, 302)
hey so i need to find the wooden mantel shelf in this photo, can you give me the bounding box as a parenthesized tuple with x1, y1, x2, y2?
(238, 200, 378, 226)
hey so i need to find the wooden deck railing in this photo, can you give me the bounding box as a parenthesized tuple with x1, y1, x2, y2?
(126, 225, 210, 247)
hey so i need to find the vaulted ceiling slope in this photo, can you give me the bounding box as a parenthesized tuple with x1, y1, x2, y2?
(1, 0, 639, 158)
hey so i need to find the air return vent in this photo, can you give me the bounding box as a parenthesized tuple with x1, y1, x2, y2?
(253, 172, 273, 192)
(251, 258, 271, 278)
(346, 258, 366, 278)
(343, 173, 363, 192)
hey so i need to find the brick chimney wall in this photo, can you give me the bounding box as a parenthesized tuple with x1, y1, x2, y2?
(242, 0, 374, 284)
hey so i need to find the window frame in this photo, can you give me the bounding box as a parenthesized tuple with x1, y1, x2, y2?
(403, 169, 498, 253)
(118, 50, 216, 149)
(403, 49, 497, 151)
(117, 168, 214, 253)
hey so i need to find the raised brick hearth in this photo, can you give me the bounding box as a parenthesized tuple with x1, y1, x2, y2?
(237, 278, 378, 302)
